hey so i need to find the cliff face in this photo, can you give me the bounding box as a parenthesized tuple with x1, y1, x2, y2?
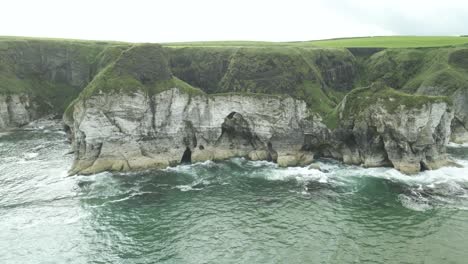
(0, 38, 129, 129)
(0, 37, 464, 174)
(65, 44, 317, 174)
(363, 47, 468, 143)
(310, 84, 453, 174)
(64, 45, 454, 175)
(66, 85, 453, 175)
(0, 94, 38, 128)
(65, 88, 312, 175)
(169, 47, 356, 116)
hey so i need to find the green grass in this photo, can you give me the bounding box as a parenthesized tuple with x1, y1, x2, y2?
(305, 36, 468, 48)
(163, 36, 468, 49)
(4, 35, 468, 50)
(364, 47, 468, 95)
(0, 35, 127, 45)
(345, 82, 450, 115)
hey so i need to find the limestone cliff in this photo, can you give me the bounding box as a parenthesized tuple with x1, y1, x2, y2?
(65, 88, 312, 174)
(0, 94, 38, 128)
(64, 44, 454, 175)
(310, 84, 454, 174)
(363, 47, 468, 144)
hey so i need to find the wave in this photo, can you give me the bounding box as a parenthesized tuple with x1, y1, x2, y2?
(71, 153, 468, 212)
(447, 142, 468, 148)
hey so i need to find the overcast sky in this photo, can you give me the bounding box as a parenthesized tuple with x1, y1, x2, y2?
(1, 0, 467, 43)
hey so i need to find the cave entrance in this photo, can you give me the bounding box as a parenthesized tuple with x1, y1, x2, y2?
(420, 161, 429, 172)
(180, 147, 192, 164)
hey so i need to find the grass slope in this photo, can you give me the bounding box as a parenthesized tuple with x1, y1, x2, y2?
(163, 36, 468, 49)
(307, 36, 468, 48)
(0, 38, 123, 113)
(363, 47, 468, 96)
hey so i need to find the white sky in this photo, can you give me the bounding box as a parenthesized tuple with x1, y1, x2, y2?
(1, 0, 467, 43)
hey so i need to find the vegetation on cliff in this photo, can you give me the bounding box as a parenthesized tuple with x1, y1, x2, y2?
(323, 82, 451, 129)
(78, 44, 204, 99)
(363, 47, 468, 95)
(344, 82, 450, 115)
(168, 46, 355, 115)
(3, 36, 468, 133)
(0, 37, 127, 113)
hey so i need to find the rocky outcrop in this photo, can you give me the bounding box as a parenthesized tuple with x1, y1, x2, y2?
(306, 84, 454, 174)
(65, 88, 313, 175)
(365, 47, 468, 144)
(416, 82, 468, 144)
(450, 90, 468, 143)
(0, 38, 130, 128)
(0, 94, 38, 129)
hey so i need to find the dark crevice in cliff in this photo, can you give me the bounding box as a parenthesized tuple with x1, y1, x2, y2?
(420, 161, 429, 171)
(218, 112, 260, 149)
(5, 95, 13, 125)
(140, 147, 153, 158)
(103, 112, 123, 133)
(453, 116, 468, 132)
(183, 121, 198, 148)
(267, 141, 278, 163)
(84, 142, 103, 171)
(180, 147, 192, 164)
(227, 111, 236, 119)
(148, 95, 157, 132)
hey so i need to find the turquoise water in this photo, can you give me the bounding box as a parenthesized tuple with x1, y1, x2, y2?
(1, 122, 468, 264)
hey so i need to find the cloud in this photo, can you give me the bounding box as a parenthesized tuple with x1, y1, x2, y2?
(0, 0, 466, 42)
(322, 0, 468, 36)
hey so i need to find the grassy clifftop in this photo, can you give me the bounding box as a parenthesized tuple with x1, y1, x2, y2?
(163, 36, 468, 48)
(2, 36, 468, 129)
(304, 36, 468, 48)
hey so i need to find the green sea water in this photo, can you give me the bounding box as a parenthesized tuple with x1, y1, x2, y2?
(1, 121, 468, 264)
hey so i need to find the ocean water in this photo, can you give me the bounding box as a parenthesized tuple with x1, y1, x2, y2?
(1, 121, 468, 264)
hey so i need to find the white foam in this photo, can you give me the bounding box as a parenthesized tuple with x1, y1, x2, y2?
(164, 160, 216, 173)
(398, 194, 433, 211)
(447, 142, 468, 148)
(335, 160, 468, 187)
(23, 152, 39, 159)
(264, 166, 328, 183)
(0, 132, 12, 138)
(174, 185, 203, 192)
